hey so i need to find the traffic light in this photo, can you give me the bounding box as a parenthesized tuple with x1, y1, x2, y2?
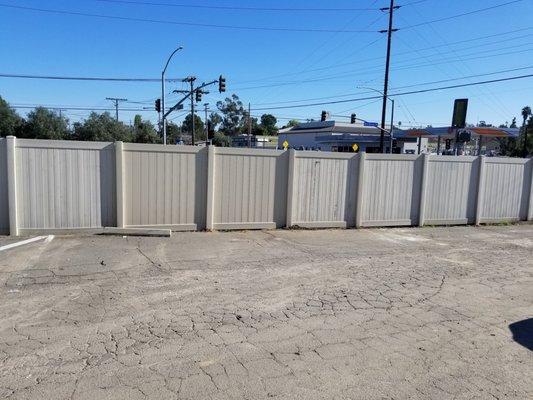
(155, 98, 161, 113)
(350, 113, 356, 124)
(445, 139, 451, 150)
(218, 75, 226, 93)
(321, 110, 327, 121)
(195, 89, 202, 102)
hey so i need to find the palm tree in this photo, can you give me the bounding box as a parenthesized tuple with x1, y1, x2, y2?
(522, 106, 532, 157)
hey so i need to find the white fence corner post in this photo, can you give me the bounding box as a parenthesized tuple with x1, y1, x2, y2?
(6, 136, 18, 236)
(206, 144, 216, 231)
(475, 155, 486, 226)
(418, 153, 429, 227)
(355, 151, 366, 228)
(526, 158, 533, 221)
(115, 141, 125, 228)
(285, 148, 296, 228)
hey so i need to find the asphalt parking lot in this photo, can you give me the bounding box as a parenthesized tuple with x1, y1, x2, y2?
(0, 225, 532, 399)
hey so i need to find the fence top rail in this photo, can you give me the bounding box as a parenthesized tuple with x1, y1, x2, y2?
(215, 146, 285, 157)
(429, 155, 478, 163)
(15, 138, 114, 150)
(484, 157, 531, 165)
(123, 143, 204, 154)
(294, 151, 359, 160)
(366, 153, 420, 161)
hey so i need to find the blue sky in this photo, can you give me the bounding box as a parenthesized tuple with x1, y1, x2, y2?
(0, 0, 532, 128)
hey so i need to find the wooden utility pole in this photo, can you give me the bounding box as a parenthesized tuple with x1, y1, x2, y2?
(379, 0, 399, 153)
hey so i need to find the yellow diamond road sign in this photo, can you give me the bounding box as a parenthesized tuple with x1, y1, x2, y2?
(282, 140, 289, 149)
(352, 143, 359, 152)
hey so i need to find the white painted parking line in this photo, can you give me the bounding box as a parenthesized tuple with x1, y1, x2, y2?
(0, 235, 54, 252)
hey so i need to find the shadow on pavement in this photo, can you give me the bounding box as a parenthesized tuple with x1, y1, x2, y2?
(509, 318, 533, 351)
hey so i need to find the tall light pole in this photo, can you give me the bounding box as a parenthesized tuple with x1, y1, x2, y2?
(358, 86, 395, 153)
(161, 46, 183, 145)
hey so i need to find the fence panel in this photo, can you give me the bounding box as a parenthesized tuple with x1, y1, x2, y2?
(213, 147, 287, 229)
(15, 139, 116, 232)
(361, 154, 422, 226)
(424, 156, 479, 225)
(123, 143, 207, 230)
(1, 138, 532, 236)
(0, 138, 8, 234)
(480, 158, 532, 222)
(291, 152, 358, 228)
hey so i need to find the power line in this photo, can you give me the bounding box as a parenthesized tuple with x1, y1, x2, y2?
(231, 27, 533, 85)
(0, 3, 378, 33)
(92, 0, 382, 12)
(233, 45, 533, 90)
(252, 65, 533, 106)
(251, 73, 533, 111)
(0, 73, 182, 82)
(10, 105, 152, 112)
(401, 0, 525, 30)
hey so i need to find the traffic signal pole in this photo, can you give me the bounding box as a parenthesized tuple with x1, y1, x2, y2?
(379, 0, 398, 153)
(168, 76, 226, 145)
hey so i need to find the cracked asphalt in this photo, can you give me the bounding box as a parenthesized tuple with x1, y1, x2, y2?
(0, 225, 532, 399)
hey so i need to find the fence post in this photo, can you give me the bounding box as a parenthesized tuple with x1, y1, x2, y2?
(526, 158, 533, 221)
(206, 145, 216, 231)
(285, 149, 296, 228)
(115, 141, 124, 228)
(6, 136, 18, 236)
(475, 155, 486, 225)
(355, 151, 366, 228)
(418, 153, 429, 227)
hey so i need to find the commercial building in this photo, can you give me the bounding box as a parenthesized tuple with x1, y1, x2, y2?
(277, 120, 427, 153)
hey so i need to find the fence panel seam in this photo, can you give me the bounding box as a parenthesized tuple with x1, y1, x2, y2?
(475, 155, 486, 225)
(418, 153, 429, 227)
(206, 145, 215, 231)
(355, 152, 366, 228)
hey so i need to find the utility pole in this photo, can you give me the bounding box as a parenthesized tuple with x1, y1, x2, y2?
(389, 98, 394, 153)
(379, 0, 399, 153)
(180, 76, 197, 145)
(248, 103, 252, 148)
(204, 103, 209, 143)
(106, 97, 128, 121)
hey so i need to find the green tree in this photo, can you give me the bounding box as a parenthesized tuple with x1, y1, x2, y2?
(212, 132, 231, 147)
(166, 121, 182, 144)
(284, 119, 299, 129)
(208, 112, 222, 130)
(259, 114, 278, 135)
(216, 94, 246, 136)
(182, 113, 205, 141)
(73, 112, 131, 142)
(0, 96, 23, 137)
(132, 114, 160, 143)
(20, 107, 70, 140)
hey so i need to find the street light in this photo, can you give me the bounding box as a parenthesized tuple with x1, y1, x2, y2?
(358, 86, 395, 153)
(162, 46, 183, 145)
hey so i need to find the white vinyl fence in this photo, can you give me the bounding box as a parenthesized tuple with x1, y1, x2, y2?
(1, 136, 532, 236)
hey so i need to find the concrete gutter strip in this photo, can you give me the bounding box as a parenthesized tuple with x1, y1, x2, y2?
(100, 228, 172, 237)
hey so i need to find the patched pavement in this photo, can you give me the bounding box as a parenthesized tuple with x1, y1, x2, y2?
(0, 225, 532, 399)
